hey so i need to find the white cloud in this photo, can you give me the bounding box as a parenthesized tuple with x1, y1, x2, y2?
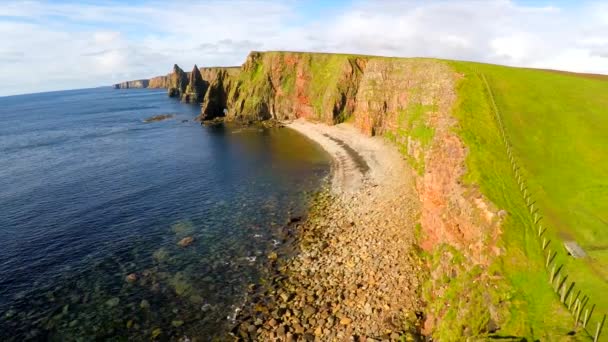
(0, 0, 607, 96)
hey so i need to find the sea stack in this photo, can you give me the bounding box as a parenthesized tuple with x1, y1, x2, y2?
(167, 64, 187, 98)
(182, 65, 206, 103)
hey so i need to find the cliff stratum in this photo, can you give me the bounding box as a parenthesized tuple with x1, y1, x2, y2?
(114, 51, 608, 341)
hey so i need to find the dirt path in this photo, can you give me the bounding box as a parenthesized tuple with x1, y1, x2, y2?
(235, 120, 422, 341)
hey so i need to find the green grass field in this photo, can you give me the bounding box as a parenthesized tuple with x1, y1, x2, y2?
(446, 61, 608, 340)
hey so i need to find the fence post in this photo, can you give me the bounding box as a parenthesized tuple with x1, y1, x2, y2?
(594, 314, 605, 342)
(571, 291, 581, 311)
(586, 304, 596, 329)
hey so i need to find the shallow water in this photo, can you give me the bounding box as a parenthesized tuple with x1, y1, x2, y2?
(0, 88, 330, 340)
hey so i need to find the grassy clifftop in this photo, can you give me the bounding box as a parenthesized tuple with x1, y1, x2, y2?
(448, 61, 608, 340)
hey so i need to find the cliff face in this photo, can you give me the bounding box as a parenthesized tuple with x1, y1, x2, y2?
(199, 52, 365, 123)
(113, 79, 149, 89)
(148, 75, 169, 88)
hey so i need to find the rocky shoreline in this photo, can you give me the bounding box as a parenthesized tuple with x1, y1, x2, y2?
(232, 120, 424, 341)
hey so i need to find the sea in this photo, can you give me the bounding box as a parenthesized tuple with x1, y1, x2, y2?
(0, 87, 330, 340)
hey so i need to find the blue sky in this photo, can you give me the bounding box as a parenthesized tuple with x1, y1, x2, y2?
(0, 0, 607, 96)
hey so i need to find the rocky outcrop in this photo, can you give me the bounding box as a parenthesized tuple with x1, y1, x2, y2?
(198, 68, 241, 120)
(181, 65, 207, 103)
(113, 79, 149, 89)
(167, 64, 188, 98)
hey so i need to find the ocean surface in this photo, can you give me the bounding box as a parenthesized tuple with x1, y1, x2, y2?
(0, 88, 330, 340)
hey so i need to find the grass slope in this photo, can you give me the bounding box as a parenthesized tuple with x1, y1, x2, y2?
(447, 60, 608, 340)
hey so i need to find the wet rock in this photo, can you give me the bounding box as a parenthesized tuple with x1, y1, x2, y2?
(172, 221, 195, 236)
(178, 236, 194, 247)
(153, 248, 169, 262)
(126, 273, 138, 283)
(151, 328, 162, 339)
(144, 114, 174, 123)
(4, 309, 16, 319)
(105, 297, 120, 308)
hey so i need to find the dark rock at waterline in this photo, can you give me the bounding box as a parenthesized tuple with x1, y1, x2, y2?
(197, 117, 224, 127)
(144, 114, 174, 123)
(288, 216, 302, 224)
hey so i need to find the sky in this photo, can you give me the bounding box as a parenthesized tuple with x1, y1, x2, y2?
(1, 0, 607, 96)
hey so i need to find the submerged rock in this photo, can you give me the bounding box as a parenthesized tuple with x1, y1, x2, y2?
(178, 236, 194, 247)
(126, 273, 138, 283)
(171, 221, 195, 237)
(143, 114, 174, 123)
(105, 297, 120, 307)
(153, 248, 169, 262)
(151, 328, 162, 339)
(170, 272, 193, 296)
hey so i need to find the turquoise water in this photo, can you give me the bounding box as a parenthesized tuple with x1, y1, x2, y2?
(0, 88, 330, 340)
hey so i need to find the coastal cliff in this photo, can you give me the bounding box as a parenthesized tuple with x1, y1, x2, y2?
(117, 65, 241, 105)
(112, 52, 590, 339)
(114, 52, 507, 339)
(113, 79, 149, 89)
(192, 51, 507, 339)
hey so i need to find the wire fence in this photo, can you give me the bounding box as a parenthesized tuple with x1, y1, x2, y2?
(480, 73, 606, 341)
